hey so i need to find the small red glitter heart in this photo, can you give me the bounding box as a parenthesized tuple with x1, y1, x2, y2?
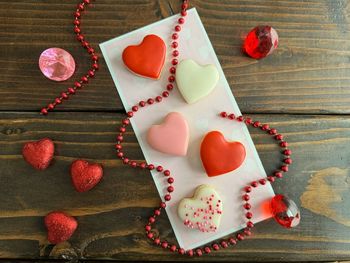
(44, 211, 78, 244)
(22, 138, 55, 170)
(70, 159, 103, 192)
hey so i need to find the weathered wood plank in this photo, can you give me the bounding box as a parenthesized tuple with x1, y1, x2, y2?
(0, 112, 349, 261)
(1, 0, 350, 114)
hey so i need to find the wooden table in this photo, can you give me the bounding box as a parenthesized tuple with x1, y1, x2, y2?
(1, 0, 350, 261)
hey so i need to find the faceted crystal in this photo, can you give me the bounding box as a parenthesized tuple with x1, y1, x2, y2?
(243, 26, 278, 59)
(39, 48, 75, 81)
(270, 194, 300, 228)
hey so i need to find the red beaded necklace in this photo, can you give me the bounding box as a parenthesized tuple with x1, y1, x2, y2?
(40, 0, 293, 257)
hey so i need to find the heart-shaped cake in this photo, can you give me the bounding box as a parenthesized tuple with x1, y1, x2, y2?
(200, 131, 246, 177)
(122, 34, 166, 79)
(176, 59, 219, 104)
(70, 159, 103, 192)
(22, 138, 54, 170)
(45, 211, 78, 244)
(147, 112, 189, 156)
(178, 185, 223, 232)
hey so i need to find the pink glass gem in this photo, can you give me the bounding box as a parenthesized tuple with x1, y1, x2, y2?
(39, 48, 75, 81)
(270, 194, 300, 228)
(243, 26, 279, 59)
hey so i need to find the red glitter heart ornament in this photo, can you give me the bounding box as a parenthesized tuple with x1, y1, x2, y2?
(70, 159, 103, 192)
(122, 34, 166, 79)
(22, 138, 55, 170)
(45, 211, 78, 244)
(200, 131, 246, 177)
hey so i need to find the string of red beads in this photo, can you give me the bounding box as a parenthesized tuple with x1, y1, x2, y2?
(40, 0, 98, 115)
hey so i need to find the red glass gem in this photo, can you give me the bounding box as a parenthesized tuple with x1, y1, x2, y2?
(270, 194, 300, 228)
(243, 26, 278, 59)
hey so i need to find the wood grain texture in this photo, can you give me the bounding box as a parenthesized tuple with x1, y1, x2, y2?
(1, 0, 350, 114)
(0, 112, 349, 261)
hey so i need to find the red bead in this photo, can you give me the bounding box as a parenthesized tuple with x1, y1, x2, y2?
(167, 177, 174, 184)
(284, 158, 292, 164)
(172, 59, 178, 65)
(284, 149, 292, 155)
(182, 3, 188, 9)
(83, 0, 90, 4)
(41, 108, 48, 115)
(148, 164, 155, 170)
(228, 113, 235, 120)
(92, 63, 99, 70)
(178, 18, 185, 24)
(74, 11, 81, 18)
(88, 48, 95, 54)
(117, 152, 123, 158)
(88, 70, 95, 77)
(48, 103, 54, 110)
(81, 76, 88, 83)
(187, 249, 193, 256)
(55, 98, 62, 104)
(253, 121, 261, 127)
(247, 221, 254, 228)
(172, 50, 179, 57)
(275, 134, 283, 140)
(156, 165, 163, 172)
(259, 179, 266, 185)
(127, 111, 133, 117)
(280, 141, 288, 147)
(68, 87, 75, 94)
(168, 75, 175, 82)
(237, 233, 244, 241)
(178, 248, 185, 255)
(245, 118, 252, 124)
(275, 171, 283, 178)
(132, 106, 138, 112)
(267, 176, 275, 182)
(123, 158, 129, 164)
(155, 96, 162, 102)
(61, 92, 68, 99)
(147, 98, 154, 105)
(74, 82, 82, 88)
(237, 116, 244, 122)
(220, 241, 228, 248)
(149, 217, 155, 223)
(220, 111, 227, 118)
(91, 55, 98, 61)
(175, 25, 181, 32)
(172, 33, 178, 40)
(74, 27, 81, 34)
(243, 194, 250, 201)
(145, 225, 151, 232)
(245, 186, 252, 193)
(130, 161, 137, 168)
(139, 162, 146, 169)
(163, 170, 170, 176)
(167, 84, 174, 91)
(170, 67, 176, 74)
(74, 20, 80, 26)
(167, 186, 174, 192)
(269, 128, 277, 135)
(122, 119, 130, 125)
(115, 144, 122, 150)
(162, 91, 169, 97)
(204, 247, 211, 254)
(244, 229, 252, 236)
(172, 41, 178, 48)
(139, 101, 146, 107)
(246, 212, 253, 219)
(270, 194, 300, 228)
(161, 241, 168, 249)
(77, 3, 84, 10)
(170, 245, 177, 252)
(181, 10, 187, 16)
(244, 203, 251, 210)
(251, 181, 258, 187)
(154, 209, 161, 216)
(82, 41, 89, 48)
(281, 165, 289, 172)
(196, 249, 202, 256)
(154, 238, 160, 245)
(165, 194, 171, 201)
(229, 238, 237, 245)
(262, 124, 269, 131)
(212, 243, 219, 250)
(160, 202, 166, 208)
(147, 232, 154, 239)
(243, 26, 278, 59)
(117, 135, 123, 142)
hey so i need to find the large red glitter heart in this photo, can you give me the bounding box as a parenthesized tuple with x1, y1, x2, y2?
(122, 34, 166, 79)
(70, 159, 103, 192)
(45, 211, 78, 244)
(22, 138, 54, 170)
(200, 131, 246, 177)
